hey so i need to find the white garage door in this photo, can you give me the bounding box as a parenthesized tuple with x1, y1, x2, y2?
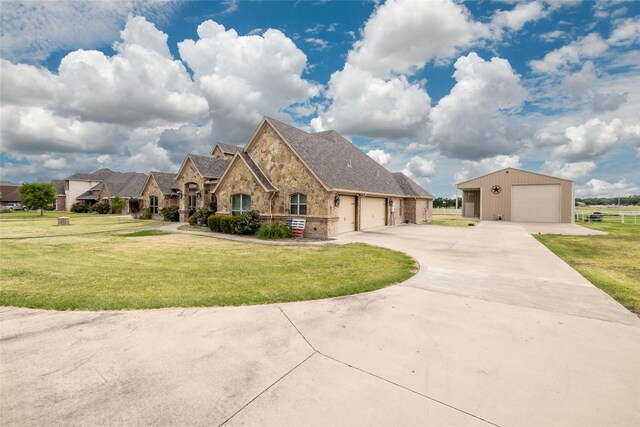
(361, 197, 386, 230)
(337, 195, 356, 233)
(511, 185, 561, 223)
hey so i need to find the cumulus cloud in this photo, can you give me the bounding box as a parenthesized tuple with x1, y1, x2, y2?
(157, 121, 216, 163)
(563, 61, 597, 101)
(490, 1, 545, 38)
(315, 64, 431, 139)
(178, 21, 320, 143)
(0, 0, 178, 62)
(530, 33, 608, 74)
(576, 179, 640, 198)
(608, 17, 640, 46)
(348, 0, 484, 77)
(591, 91, 629, 113)
(43, 157, 68, 170)
(430, 53, 528, 160)
(367, 149, 391, 166)
(125, 142, 175, 173)
(552, 118, 622, 162)
(402, 156, 436, 179)
(541, 160, 595, 182)
(454, 155, 521, 183)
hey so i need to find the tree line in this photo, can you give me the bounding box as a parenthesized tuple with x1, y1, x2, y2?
(576, 195, 639, 206)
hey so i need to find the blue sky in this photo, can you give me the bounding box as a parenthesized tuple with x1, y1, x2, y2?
(1, 0, 639, 198)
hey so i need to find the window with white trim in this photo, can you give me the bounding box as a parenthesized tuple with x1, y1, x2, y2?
(290, 193, 307, 215)
(232, 194, 251, 215)
(149, 195, 158, 214)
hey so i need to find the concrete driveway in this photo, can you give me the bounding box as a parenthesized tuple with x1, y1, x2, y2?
(2, 223, 639, 426)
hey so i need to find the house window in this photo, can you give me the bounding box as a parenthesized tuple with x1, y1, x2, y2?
(149, 195, 158, 214)
(189, 194, 197, 211)
(290, 193, 307, 215)
(232, 194, 251, 215)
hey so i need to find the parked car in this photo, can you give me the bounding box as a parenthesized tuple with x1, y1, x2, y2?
(588, 211, 603, 222)
(6, 203, 27, 211)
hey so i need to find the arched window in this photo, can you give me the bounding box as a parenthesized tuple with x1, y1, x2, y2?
(232, 194, 251, 215)
(149, 195, 158, 214)
(290, 193, 307, 215)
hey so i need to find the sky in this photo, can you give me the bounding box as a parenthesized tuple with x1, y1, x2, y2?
(1, 0, 639, 198)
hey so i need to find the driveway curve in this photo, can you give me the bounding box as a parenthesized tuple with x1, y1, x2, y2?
(2, 222, 639, 426)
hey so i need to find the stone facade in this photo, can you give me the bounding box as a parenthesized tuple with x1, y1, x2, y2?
(141, 176, 179, 220)
(176, 158, 208, 222)
(215, 156, 271, 215)
(211, 146, 235, 161)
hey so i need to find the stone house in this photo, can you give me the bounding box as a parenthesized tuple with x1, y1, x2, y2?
(175, 153, 236, 221)
(139, 172, 180, 219)
(212, 117, 433, 238)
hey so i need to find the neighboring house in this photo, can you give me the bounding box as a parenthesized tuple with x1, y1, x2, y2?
(456, 168, 574, 223)
(211, 117, 433, 238)
(0, 182, 21, 206)
(175, 152, 236, 219)
(60, 168, 148, 213)
(140, 171, 180, 219)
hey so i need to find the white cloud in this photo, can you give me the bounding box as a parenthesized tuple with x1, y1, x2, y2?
(608, 17, 640, 46)
(125, 142, 175, 173)
(454, 155, 521, 183)
(367, 149, 391, 166)
(563, 61, 597, 101)
(43, 157, 68, 170)
(539, 30, 566, 42)
(490, 1, 545, 38)
(348, 0, 485, 77)
(0, 0, 178, 62)
(402, 156, 436, 179)
(591, 91, 628, 113)
(316, 64, 431, 139)
(552, 118, 622, 162)
(530, 33, 608, 74)
(97, 155, 111, 164)
(576, 178, 640, 198)
(541, 160, 595, 182)
(178, 21, 320, 143)
(430, 53, 527, 160)
(304, 38, 330, 50)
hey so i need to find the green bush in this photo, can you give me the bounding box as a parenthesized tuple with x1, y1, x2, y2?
(90, 202, 110, 214)
(139, 207, 152, 220)
(70, 202, 90, 213)
(111, 196, 125, 214)
(160, 206, 179, 222)
(208, 214, 241, 234)
(235, 210, 261, 235)
(257, 221, 294, 240)
(193, 208, 213, 227)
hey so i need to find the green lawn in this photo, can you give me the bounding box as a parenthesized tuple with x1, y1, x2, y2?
(0, 215, 150, 239)
(425, 214, 476, 227)
(0, 233, 416, 310)
(535, 218, 640, 316)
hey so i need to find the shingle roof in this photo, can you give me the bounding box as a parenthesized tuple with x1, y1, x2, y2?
(64, 168, 148, 199)
(188, 154, 229, 178)
(238, 152, 276, 191)
(216, 142, 242, 154)
(0, 184, 21, 202)
(266, 117, 431, 198)
(392, 173, 433, 198)
(150, 171, 179, 194)
(65, 168, 113, 181)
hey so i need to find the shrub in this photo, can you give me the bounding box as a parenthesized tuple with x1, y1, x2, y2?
(208, 214, 241, 234)
(129, 198, 142, 217)
(257, 221, 294, 240)
(160, 206, 179, 222)
(70, 202, 90, 213)
(235, 210, 261, 235)
(139, 207, 152, 220)
(111, 196, 125, 214)
(193, 208, 213, 227)
(91, 202, 110, 214)
(188, 214, 198, 226)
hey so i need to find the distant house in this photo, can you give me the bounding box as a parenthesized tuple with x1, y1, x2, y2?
(174, 117, 433, 237)
(58, 168, 148, 213)
(0, 182, 21, 206)
(140, 171, 180, 219)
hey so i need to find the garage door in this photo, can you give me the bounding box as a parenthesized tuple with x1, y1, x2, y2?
(361, 197, 386, 230)
(511, 185, 561, 223)
(337, 195, 356, 233)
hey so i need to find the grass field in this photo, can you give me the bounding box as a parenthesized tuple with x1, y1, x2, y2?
(425, 214, 476, 227)
(0, 215, 148, 239)
(0, 232, 416, 310)
(535, 218, 640, 316)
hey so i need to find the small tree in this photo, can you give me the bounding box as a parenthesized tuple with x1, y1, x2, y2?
(129, 198, 141, 218)
(111, 196, 125, 214)
(19, 183, 56, 216)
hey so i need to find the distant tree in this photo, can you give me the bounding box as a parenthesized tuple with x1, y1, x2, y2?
(111, 196, 125, 214)
(19, 183, 56, 216)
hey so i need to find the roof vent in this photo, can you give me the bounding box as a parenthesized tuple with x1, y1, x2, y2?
(347, 159, 352, 168)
